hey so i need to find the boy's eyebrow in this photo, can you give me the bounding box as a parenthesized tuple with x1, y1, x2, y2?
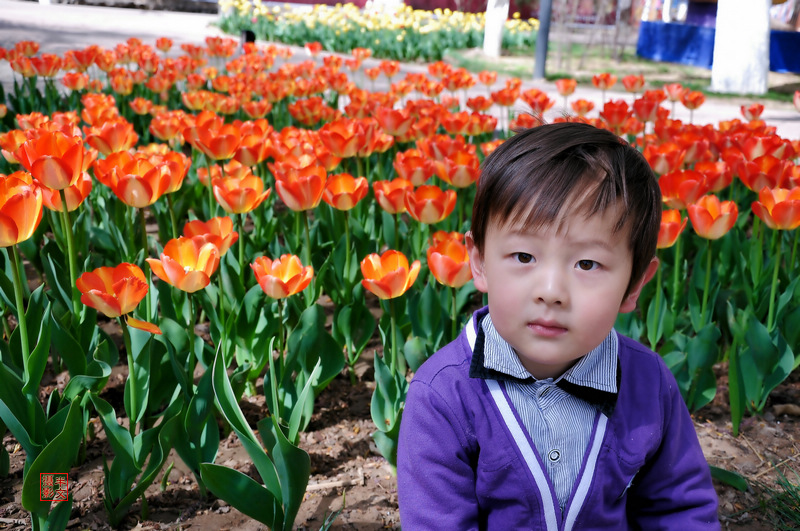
(506, 227, 619, 252)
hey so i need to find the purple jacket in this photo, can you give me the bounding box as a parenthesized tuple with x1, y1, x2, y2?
(398, 307, 719, 530)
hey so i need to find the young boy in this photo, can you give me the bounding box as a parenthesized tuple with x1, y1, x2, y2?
(397, 122, 719, 529)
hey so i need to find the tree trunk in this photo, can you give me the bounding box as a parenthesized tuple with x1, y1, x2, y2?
(710, 0, 771, 95)
(483, 0, 510, 57)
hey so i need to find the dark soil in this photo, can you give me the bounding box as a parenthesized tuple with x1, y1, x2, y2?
(2, 355, 800, 530)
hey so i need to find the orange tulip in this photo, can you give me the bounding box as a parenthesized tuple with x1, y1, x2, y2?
(687, 195, 738, 240)
(146, 236, 220, 293)
(659, 170, 710, 210)
(251, 254, 314, 299)
(373, 178, 412, 215)
(375, 107, 415, 139)
(741, 103, 764, 122)
(272, 163, 326, 212)
(15, 131, 85, 190)
(393, 148, 434, 186)
(431, 150, 481, 188)
(0, 129, 27, 165)
(751, 187, 800, 230)
(736, 155, 795, 192)
(663, 83, 687, 103)
(360, 249, 421, 300)
(93, 151, 173, 208)
(198, 122, 242, 161)
(622, 74, 645, 94)
(599, 100, 631, 135)
(0, 171, 44, 247)
(212, 174, 271, 214)
(77, 262, 144, 316)
(681, 91, 705, 111)
(632, 96, 661, 123)
(462, 92, 491, 111)
(427, 238, 472, 288)
(694, 161, 733, 193)
(323, 173, 368, 211)
(404, 185, 457, 224)
(657, 209, 688, 249)
(555, 78, 577, 97)
(478, 70, 497, 87)
(570, 99, 595, 117)
(643, 142, 686, 175)
(183, 216, 239, 255)
(84, 119, 139, 156)
(40, 171, 92, 212)
(592, 73, 617, 91)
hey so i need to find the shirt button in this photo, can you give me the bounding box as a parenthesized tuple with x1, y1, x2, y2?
(548, 449, 561, 463)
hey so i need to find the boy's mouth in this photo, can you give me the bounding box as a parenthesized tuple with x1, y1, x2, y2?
(528, 320, 567, 337)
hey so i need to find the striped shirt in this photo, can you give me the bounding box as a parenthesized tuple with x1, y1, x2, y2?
(479, 314, 619, 511)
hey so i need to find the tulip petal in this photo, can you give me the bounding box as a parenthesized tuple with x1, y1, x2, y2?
(127, 316, 162, 335)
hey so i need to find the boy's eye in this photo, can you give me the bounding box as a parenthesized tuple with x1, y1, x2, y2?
(576, 259, 599, 271)
(513, 252, 534, 264)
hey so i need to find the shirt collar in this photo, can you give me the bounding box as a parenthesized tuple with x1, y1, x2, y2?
(469, 312, 620, 416)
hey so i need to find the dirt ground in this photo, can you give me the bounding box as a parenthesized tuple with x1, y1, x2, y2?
(2, 351, 800, 530)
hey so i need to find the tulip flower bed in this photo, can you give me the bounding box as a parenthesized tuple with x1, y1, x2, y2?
(0, 35, 800, 530)
(216, 2, 539, 61)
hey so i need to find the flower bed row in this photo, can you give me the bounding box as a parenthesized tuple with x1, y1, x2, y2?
(0, 34, 799, 529)
(215, 2, 539, 61)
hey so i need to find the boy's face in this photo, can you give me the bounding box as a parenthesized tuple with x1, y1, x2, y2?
(467, 204, 657, 380)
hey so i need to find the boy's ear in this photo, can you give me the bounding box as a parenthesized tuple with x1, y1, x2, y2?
(619, 257, 659, 313)
(465, 231, 489, 293)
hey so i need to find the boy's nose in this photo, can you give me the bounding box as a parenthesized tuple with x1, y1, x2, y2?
(534, 267, 567, 306)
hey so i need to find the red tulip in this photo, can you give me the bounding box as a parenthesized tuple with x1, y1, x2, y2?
(657, 209, 687, 249)
(751, 187, 800, 230)
(427, 237, 472, 288)
(251, 254, 314, 299)
(687, 195, 738, 240)
(0, 171, 44, 247)
(404, 185, 457, 224)
(360, 249, 420, 299)
(146, 236, 220, 293)
(183, 216, 239, 256)
(323, 172, 368, 211)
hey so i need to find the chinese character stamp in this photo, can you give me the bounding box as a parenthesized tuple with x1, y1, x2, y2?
(40, 473, 68, 503)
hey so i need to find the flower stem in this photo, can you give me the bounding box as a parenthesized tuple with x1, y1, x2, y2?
(238, 213, 246, 283)
(277, 297, 285, 377)
(343, 210, 352, 296)
(650, 263, 663, 350)
(58, 190, 79, 314)
(790, 230, 798, 273)
(120, 317, 138, 437)
(389, 297, 398, 375)
(670, 234, 682, 313)
(767, 234, 783, 332)
(9, 245, 30, 381)
(166, 194, 178, 240)
(700, 239, 712, 327)
(451, 286, 458, 342)
(205, 157, 216, 218)
(140, 208, 151, 321)
(303, 211, 314, 300)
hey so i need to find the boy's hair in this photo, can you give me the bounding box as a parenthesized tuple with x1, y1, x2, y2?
(471, 122, 661, 294)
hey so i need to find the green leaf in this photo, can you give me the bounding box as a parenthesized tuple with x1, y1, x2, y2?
(287, 359, 322, 445)
(21, 399, 83, 515)
(200, 463, 281, 528)
(22, 292, 52, 397)
(286, 304, 345, 393)
(686, 324, 720, 375)
(709, 464, 748, 492)
(51, 310, 87, 377)
(403, 336, 431, 373)
(258, 417, 310, 531)
(333, 300, 376, 361)
(211, 350, 281, 498)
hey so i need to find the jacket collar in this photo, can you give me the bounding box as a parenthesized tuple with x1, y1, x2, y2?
(468, 308, 620, 417)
